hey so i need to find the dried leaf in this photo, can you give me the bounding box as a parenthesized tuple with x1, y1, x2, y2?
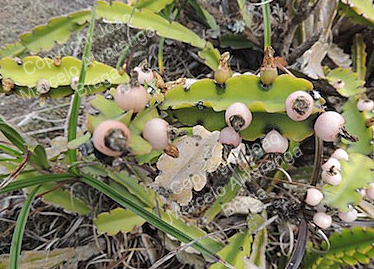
(155, 126, 222, 205)
(300, 41, 329, 79)
(327, 44, 352, 69)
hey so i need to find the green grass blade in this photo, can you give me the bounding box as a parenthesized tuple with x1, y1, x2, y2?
(0, 117, 26, 153)
(0, 144, 22, 157)
(80, 173, 219, 258)
(67, 8, 96, 165)
(8, 185, 41, 269)
(262, 0, 271, 48)
(0, 174, 74, 194)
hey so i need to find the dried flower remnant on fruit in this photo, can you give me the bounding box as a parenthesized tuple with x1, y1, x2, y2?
(155, 126, 223, 205)
(214, 52, 231, 84)
(225, 102, 252, 132)
(134, 59, 154, 85)
(36, 79, 50, 94)
(2, 78, 14, 92)
(260, 46, 278, 85)
(285, 91, 314, 121)
(357, 98, 374, 112)
(93, 120, 131, 157)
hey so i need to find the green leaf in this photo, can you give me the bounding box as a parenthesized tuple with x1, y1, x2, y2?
(326, 68, 365, 97)
(237, 0, 251, 28)
(0, 117, 26, 153)
(0, 174, 75, 194)
(0, 56, 128, 89)
(203, 174, 243, 223)
(340, 0, 374, 26)
(80, 173, 221, 257)
(68, 10, 96, 166)
(136, 0, 174, 12)
(108, 171, 155, 208)
(94, 207, 146, 235)
(86, 90, 132, 133)
(198, 43, 221, 70)
(160, 211, 223, 253)
(0, 11, 91, 57)
(0, 43, 26, 58)
(161, 74, 314, 113)
(322, 153, 374, 212)
(9, 185, 40, 269)
(351, 34, 367, 80)
(170, 107, 315, 142)
(209, 229, 252, 269)
(35, 183, 91, 215)
(30, 145, 50, 170)
(303, 227, 374, 269)
(97, 1, 205, 48)
(247, 214, 267, 269)
(96, 1, 220, 70)
(220, 34, 256, 50)
(342, 97, 374, 155)
(128, 107, 159, 155)
(67, 132, 91, 150)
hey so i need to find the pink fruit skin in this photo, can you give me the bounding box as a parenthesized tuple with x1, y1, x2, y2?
(93, 120, 130, 157)
(115, 84, 149, 112)
(338, 209, 357, 222)
(285, 91, 314, 121)
(321, 170, 342, 186)
(331, 148, 349, 161)
(357, 99, 374, 112)
(262, 130, 288, 153)
(219, 127, 242, 148)
(366, 183, 374, 200)
(143, 118, 169, 150)
(225, 102, 252, 131)
(321, 158, 341, 172)
(314, 111, 345, 142)
(134, 67, 154, 84)
(313, 212, 332, 229)
(305, 188, 323, 206)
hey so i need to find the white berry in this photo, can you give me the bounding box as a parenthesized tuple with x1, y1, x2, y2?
(314, 112, 345, 142)
(338, 209, 358, 222)
(331, 148, 349, 161)
(313, 212, 332, 229)
(321, 170, 342, 186)
(225, 102, 252, 132)
(261, 130, 289, 153)
(305, 188, 324, 206)
(321, 158, 341, 172)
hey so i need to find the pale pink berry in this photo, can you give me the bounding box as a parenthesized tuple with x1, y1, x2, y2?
(225, 102, 252, 132)
(134, 66, 154, 84)
(285, 91, 314, 121)
(219, 127, 241, 148)
(332, 79, 345, 89)
(143, 118, 169, 150)
(357, 99, 374, 112)
(338, 209, 357, 222)
(321, 170, 342, 186)
(314, 111, 345, 142)
(331, 148, 349, 161)
(358, 188, 366, 198)
(321, 158, 341, 172)
(70, 76, 79, 91)
(262, 130, 288, 153)
(115, 84, 149, 112)
(313, 212, 332, 229)
(366, 183, 374, 200)
(305, 188, 323, 206)
(93, 120, 131, 157)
